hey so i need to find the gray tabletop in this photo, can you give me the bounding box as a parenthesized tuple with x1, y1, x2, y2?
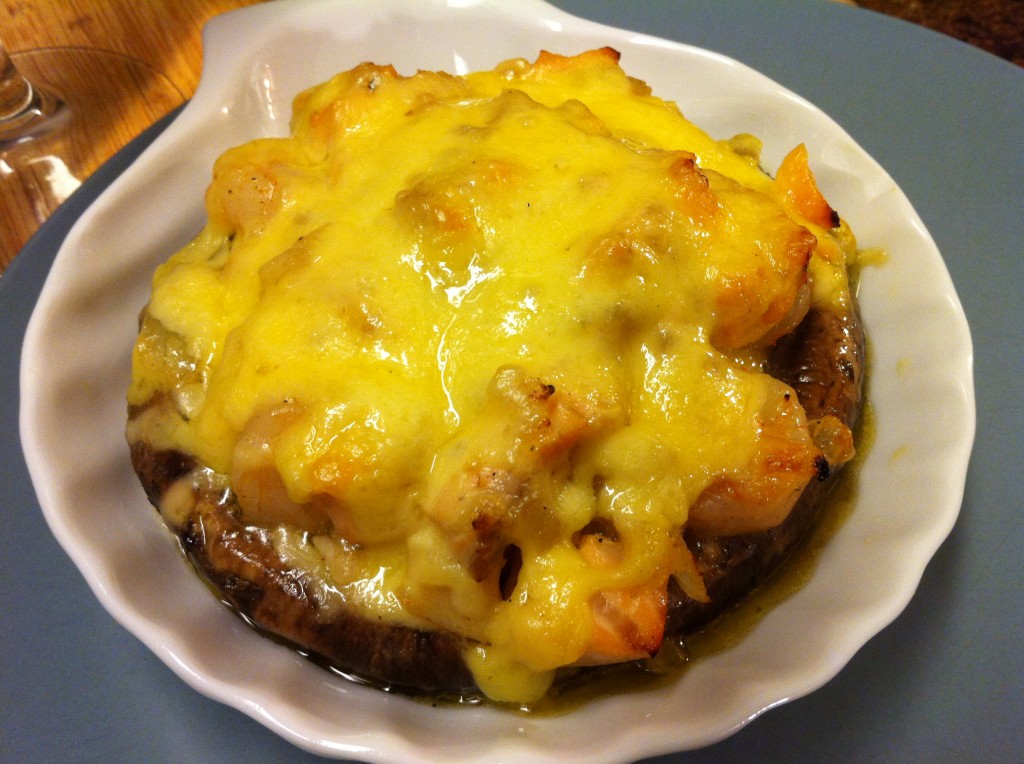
(3, 1, 1022, 761)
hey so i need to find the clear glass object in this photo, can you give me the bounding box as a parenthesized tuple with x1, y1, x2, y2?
(0, 38, 184, 269)
(0, 40, 68, 145)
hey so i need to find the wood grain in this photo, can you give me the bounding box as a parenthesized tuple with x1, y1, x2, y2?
(856, 0, 1024, 66)
(1, 0, 261, 270)
(3, 0, 260, 95)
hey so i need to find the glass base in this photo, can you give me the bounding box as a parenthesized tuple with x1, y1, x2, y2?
(1, 47, 184, 269)
(0, 80, 68, 147)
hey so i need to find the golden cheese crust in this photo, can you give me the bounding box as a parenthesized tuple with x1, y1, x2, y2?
(127, 49, 864, 704)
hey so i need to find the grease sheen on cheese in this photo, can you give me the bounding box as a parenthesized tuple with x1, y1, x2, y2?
(129, 48, 856, 703)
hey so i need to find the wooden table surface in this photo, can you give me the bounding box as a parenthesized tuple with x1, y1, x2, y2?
(1, 0, 1020, 273)
(1, 0, 259, 268)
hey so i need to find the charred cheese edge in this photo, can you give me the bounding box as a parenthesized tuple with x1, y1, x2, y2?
(128, 48, 858, 704)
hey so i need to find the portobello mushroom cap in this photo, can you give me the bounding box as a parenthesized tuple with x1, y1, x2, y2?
(129, 301, 864, 697)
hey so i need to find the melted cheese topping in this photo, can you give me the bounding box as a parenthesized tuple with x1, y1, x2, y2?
(129, 48, 857, 703)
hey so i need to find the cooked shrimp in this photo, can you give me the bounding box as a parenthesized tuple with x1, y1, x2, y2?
(687, 378, 837, 537)
(583, 582, 669, 664)
(775, 143, 839, 231)
(205, 139, 314, 239)
(422, 365, 601, 581)
(580, 156, 815, 354)
(573, 517, 707, 665)
(231, 403, 332, 534)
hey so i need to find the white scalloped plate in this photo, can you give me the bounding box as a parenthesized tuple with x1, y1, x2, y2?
(20, 0, 974, 761)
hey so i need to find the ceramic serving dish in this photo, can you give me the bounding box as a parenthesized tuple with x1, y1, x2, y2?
(20, 1, 974, 761)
